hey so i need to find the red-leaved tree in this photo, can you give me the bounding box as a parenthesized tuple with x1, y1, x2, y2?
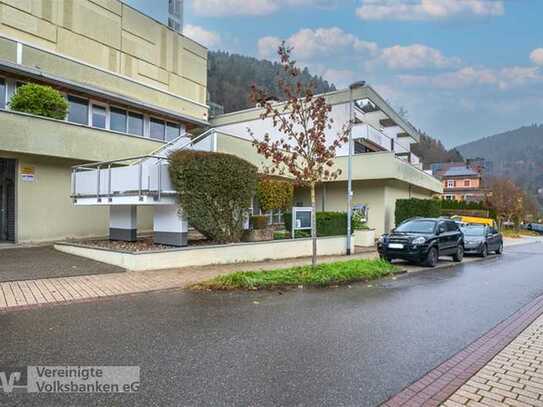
(249, 43, 349, 266)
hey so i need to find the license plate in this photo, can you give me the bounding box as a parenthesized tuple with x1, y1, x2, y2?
(388, 243, 404, 249)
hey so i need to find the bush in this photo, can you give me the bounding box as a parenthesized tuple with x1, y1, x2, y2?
(169, 150, 257, 243)
(251, 215, 268, 230)
(256, 177, 294, 211)
(9, 83, 68, 120)
(284, 211, 356, 237)
(395, 198, 441, 225)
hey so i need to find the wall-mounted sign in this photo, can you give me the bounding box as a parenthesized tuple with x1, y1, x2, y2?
(21, 166, 35, 182)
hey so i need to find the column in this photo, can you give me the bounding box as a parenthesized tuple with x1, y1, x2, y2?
(109, 206, 138, 241)
(153, 205, 188, 246)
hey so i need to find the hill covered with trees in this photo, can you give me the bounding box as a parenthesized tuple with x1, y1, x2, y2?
(412, 131, 464, 169)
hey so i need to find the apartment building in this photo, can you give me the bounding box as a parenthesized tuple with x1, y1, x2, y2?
(0, 0, 208, 243)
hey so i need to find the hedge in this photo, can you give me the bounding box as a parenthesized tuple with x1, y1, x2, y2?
(284, 211, 356, 237)
(169, 150, 257, 243)
(256, 177, 293, 212)
(9, 83, 68, 120)
(395, 198, 441, 225)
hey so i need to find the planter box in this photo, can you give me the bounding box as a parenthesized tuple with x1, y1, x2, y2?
(242, 229, 274, 242)
(354, 229, 376, 247)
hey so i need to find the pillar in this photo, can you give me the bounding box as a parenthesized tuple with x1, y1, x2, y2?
(109, 206, 138, 241)
(153, 205, 188, 246)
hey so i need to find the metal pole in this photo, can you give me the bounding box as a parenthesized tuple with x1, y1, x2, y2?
(157, 159, 162, 201)
(107, 164, 112, 202)
(138, 162, 143, 201)
(347, 88, 354, 255)
(96, 165, 101, 202)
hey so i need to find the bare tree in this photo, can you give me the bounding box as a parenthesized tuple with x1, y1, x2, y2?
(249, 43, 349, 266)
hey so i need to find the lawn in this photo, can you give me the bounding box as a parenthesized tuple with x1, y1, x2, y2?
(502, 228, 541, 238)
(195, 259, 399, 290)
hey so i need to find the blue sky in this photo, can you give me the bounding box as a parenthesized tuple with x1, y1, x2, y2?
(125, 0, 543, 147)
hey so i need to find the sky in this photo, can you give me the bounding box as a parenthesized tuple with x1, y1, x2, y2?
(124, 0, 543, 148)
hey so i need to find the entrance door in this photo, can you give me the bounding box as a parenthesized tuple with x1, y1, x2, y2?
(0, 158, 16, 242)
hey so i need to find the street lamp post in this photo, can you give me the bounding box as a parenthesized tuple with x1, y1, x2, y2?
(346, 81, 366, 255)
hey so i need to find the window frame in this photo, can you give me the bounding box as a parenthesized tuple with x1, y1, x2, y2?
(149, 116, 166, 141)
(89, 100, 109, 130)
(66, 94, 90, 126)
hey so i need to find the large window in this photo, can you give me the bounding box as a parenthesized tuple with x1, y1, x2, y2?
(110, 107, 127, 133)
(67, 95, 89, 125)
(150, 118, 166, 141)
(127, 112, 143, 136)
(91, 104, 106, 129)
(166, 122, 180, 141)
(447, 180, 456, 188)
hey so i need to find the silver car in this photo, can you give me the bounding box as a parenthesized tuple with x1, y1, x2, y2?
(461, 225, 503, 257)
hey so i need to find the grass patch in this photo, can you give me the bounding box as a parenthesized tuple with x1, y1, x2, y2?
(502, 228, 541, 238)
(195, 259, 399, 290)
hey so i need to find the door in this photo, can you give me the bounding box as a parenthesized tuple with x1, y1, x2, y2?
(487, 227, 499, 251)
(0, 158, 16, 242)
(437, 221, 449, 254)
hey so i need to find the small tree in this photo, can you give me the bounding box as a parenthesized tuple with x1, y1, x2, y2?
(487, 177, 524, 230)
(10, 83, 68, 120)
(169, 150, 257, 244)
(250, 43, 348, 266)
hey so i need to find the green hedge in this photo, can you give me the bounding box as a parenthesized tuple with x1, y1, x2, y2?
(284, 211, 356, 237)
(9, 83, 68, 120)
(395, 198, 441, 225)
(169, 150, 257, 243)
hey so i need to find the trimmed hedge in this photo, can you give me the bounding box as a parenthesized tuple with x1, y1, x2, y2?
(284, 211, 356, 237)
(256, 177, 293, 212)
(9, 83, 68, 120)
(395, 198, 441, 225)
(169, 150, 257, 243)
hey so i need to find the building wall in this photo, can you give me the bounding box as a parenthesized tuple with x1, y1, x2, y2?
(0, 152, 153, 243)
(442, 177, 481, 189)
(0, 0, 208, 120)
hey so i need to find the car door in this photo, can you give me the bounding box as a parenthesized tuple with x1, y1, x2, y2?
(446, 221, 461, 253)
(437, 221, 449, 254)
(487, 227, 499, 250)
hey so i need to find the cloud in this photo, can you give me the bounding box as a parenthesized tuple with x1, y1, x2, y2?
(530, 48, 543, 66)
(356, 0, 504, 21)
(258, 27, 378, 60)
(399, 66, 543, 90)
(376, 44, 461, 70)
(192, 0, 338, 17)
(183, 25, 221, 48)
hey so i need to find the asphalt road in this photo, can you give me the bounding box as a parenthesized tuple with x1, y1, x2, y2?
(1, 242, 543, 407)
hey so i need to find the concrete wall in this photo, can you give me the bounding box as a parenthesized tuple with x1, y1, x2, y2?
(0, 0, 207, 120)
(0, 152, 153, 243)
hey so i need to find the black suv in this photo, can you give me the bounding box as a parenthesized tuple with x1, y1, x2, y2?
(377, 218, 464, 267)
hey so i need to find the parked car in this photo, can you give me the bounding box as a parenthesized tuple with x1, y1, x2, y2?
(461, 225, 503, 257)
(526, 223, 543, 235)
(377, 218, 464, 267)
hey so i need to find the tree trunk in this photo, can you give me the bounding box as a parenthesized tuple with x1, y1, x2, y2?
(310, 183, 317, 267)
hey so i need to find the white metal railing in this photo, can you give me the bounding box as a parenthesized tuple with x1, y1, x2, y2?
(71, 129, 216, 203)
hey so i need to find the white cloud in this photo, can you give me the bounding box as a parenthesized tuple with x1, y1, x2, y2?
(192, 0, 338, 17)
(183, 25, 221, 48)
(399, 66, 543, 90)
(530, 48, 543, 66)
(356, 0, 504, 21)
(376, 44, 461, 70)
(258, 27, 378, 60)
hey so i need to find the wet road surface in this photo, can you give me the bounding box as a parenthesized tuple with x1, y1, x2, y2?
(1, 242, 543, 406)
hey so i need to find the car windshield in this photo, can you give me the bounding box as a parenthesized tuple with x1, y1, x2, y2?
(395, 220, 436, 234)
(461, 226, 486, 236)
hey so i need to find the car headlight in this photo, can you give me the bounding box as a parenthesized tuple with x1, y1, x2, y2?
(412, 237, 426, 245)
(378, 236, 385, 244)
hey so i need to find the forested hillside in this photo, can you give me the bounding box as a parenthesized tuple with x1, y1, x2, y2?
(207, 51, 336, 113)
(412, 132, 464, 169)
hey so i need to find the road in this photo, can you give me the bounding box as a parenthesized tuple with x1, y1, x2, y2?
(1, 242, 543, 406)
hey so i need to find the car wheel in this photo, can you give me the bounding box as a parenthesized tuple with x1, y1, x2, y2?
(423, 247, 438, 267)
(453, 245, 464, 262)
(496, 242, 503, 255)
(480, 244, 488, 258)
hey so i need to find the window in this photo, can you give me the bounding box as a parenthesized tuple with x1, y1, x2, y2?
(444, 195, 454, 200)
(446, 221, 459, 232)
(110, 107, 127, 133)
(67, 95, 89, 125)
(447, 180, 456, 188)
(166, 122, 180, 141)
(464, 179, 471, 187)
(150, 118, 166, 141)
(0, 78, 5, 109)
(91, 104, 106, 129)
(127, 112, 143, 136)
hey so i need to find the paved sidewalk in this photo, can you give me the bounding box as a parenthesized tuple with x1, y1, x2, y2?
(443, 313, 543, 407)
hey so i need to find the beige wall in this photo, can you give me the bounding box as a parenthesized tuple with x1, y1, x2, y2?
(0, 0, 208, 120)
(1, 152, 153, 243)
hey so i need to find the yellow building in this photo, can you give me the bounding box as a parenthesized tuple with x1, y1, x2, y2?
(0, 0, 208, 243)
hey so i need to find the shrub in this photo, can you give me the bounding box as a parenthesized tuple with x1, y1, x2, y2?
(395, 198, 441, 225)
(9, 83, 68, 120)
(169, 150, 257, 243)
(256, 177, 294, 211)
(251, 215, 268, 230)
(284, 211, 356, 237)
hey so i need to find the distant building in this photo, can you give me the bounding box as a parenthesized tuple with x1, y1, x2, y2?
(168, 0, 183, 33)
(431, 162, 486, 202)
